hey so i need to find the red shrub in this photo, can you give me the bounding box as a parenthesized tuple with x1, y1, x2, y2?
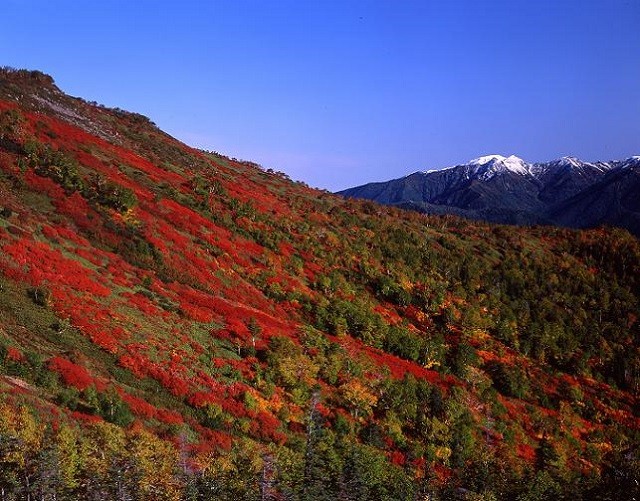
(250, 410, 286, 444)
(156, 409, 184, 425)
(69, 411, 103, 424)
(5, 347, 24, 362)
(120, 392, 157, 419)
(49, 356, 93, 391)
(389, 450, 406, 466)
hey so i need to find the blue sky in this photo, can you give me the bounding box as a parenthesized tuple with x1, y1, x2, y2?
(2, 0, 639, 190)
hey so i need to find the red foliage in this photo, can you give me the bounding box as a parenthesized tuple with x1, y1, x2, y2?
(195, 428, 233, 453)
(517, 443, 537, 462)
(288, 421, 305, 433)
(336, 335, 453, 387)
(389, 450, 406, 466)
(120, 392, 157, 419)
(146, 365, 191, 397)
(250, 410, 286, 444)
(42, 226, 103, 268)
(49, 356, 94, 391)
(54, 192, 96, 233)
(412, 456, 426, 471)
(188, 391, 219, 408)
(69, 410, 103, 424)
(180, 303, 216, 323)
(23, 170, 65, 198)
(118, 353, 149, 378)
(374, 303, 403, 325)
(0, 237, 111, 297)
(5, 347, 24, 362)
(156, 408, 184, 425)
(122, 291, 165, 317)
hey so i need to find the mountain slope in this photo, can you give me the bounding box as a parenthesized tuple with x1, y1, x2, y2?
(0, 68, 638, 500)
(339, 155, 640, 235)
(548, 163, 640, 235)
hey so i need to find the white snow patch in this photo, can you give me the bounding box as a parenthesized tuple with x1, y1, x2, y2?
(467, 154, 530, 178)
(469, 154, 508, 165)
(418, 154, 623, 180)
(558, 156, 582, 167)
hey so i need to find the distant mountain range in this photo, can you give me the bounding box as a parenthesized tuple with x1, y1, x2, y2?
(338, 154, 640, 236)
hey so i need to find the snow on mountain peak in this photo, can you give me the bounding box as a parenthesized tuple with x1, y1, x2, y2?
(420, 154, 622, 180)
(620, 156, 640, 169)
(469, 154, 509, 165)
(467, 154, 530, 178)
(558, 156, 582, 167)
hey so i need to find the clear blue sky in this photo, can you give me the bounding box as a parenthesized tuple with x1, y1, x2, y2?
(2, 0, 639, 190)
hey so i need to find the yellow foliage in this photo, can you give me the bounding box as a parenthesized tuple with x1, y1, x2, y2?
(128, 427, 181, 501)
(120, 207, 140, 228)
(56, 424, 81, 489)
(0, 403, 44, 467)
(245, 387, 276, 413)
(423, 358, 441, 370)
(81, 421, 126, 476)
(15, 406, 44, 450)
(340, 378, 378, 420)
(434, 446, 452, 461)
(413, 309, 427, 324)
(277, 353, 319, 389)
(399, 276, 413, 292)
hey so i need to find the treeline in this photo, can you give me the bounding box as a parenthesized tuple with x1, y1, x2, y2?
(1, 396, 638, 501)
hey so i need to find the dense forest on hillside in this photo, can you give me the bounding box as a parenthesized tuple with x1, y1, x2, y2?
(0, 68, 638, 500)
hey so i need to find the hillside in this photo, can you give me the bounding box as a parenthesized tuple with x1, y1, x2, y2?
(339, 155, 640, 237)
(0, 68, 638, 500)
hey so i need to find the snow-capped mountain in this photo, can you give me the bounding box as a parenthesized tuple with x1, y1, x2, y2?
(338, 155, 640, 236)
(425, 154, 531, 180)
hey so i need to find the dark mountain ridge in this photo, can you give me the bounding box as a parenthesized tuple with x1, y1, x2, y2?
(339, 154, 640, 235)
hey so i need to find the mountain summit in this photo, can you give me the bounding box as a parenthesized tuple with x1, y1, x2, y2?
(340, 154, 640, 235)
(466, 154, 530, 177)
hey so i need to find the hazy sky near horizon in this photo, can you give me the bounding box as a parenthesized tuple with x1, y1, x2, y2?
(2, 0, 639, 191)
